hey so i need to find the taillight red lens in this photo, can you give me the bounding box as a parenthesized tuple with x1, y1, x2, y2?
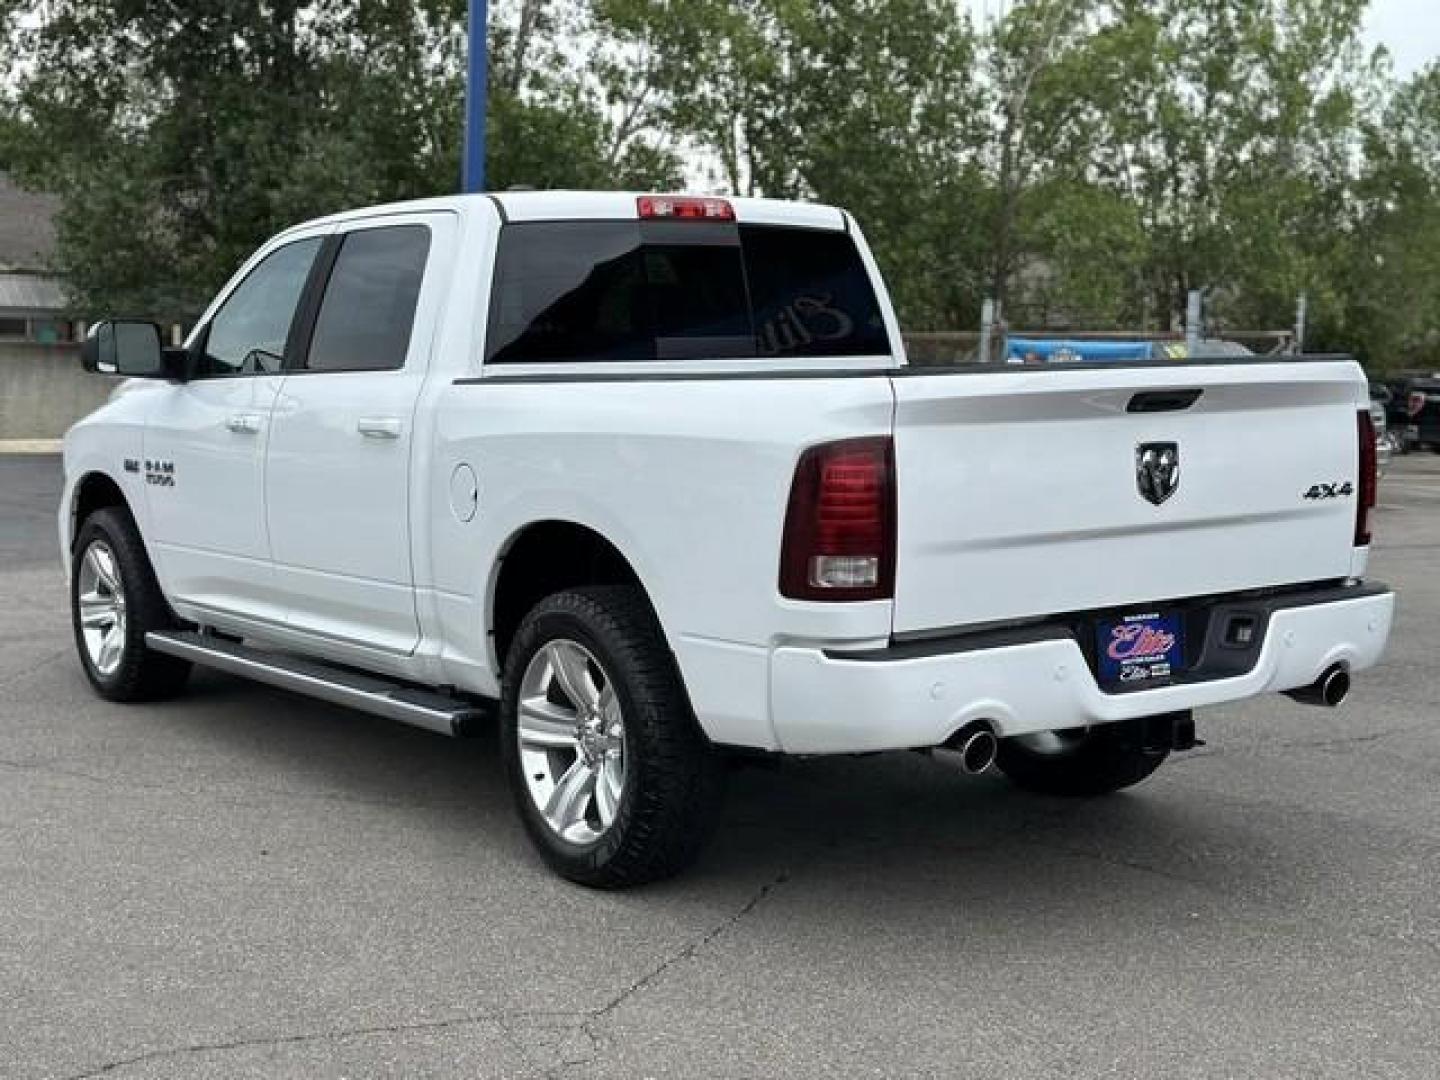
(780, 437, 895, 601)
(636, 195, 734, 221)
(1356, 409, 1377, 547)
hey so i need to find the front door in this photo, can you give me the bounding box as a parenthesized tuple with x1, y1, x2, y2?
(144, 234, 325, 624)
(265, 214, 451, 654)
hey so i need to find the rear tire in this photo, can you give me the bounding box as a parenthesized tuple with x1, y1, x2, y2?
(500, 586, 725, 887)
(995, 719, 1168, 796)
(70, 507, 191, 702)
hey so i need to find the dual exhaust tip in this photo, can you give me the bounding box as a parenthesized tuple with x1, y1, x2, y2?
(1285, 664, 1352, 708)
(935, 664, 1351, 774)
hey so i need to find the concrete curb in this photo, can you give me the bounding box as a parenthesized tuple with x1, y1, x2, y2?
(0, 440, 62, 454)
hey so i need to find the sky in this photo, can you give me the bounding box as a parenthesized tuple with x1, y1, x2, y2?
(1364, 0, 1439, 78)
(966, 0, 1438, 79)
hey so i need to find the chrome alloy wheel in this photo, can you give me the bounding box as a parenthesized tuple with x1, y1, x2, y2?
(516, 639, 627, 845)
(77, 540, 127, 676)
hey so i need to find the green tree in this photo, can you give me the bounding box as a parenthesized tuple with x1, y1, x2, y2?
(2, 0, 1431, 367)
(595, 0, 992, 326)
(1048, 0, 1375, 332)
(0, 0, 680, 319)
(1314, 63, 1440, 368)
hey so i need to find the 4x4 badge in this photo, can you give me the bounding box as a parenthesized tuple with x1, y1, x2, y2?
(1136, 442, 1180, 506)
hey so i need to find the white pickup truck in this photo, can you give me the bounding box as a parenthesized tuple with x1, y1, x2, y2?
(62, 191, 1393, 886)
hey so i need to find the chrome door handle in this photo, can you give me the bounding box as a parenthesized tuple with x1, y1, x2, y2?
(226, 413, 262, 435)
(357, 416, 403, 440)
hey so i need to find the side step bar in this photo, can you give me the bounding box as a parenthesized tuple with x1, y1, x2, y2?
(146, 630, 490, 737)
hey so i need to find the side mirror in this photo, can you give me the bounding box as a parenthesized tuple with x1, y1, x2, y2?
(81, 319, 180, 378)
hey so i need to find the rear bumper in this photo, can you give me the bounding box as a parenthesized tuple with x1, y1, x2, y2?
(770, 583, 1394, 754)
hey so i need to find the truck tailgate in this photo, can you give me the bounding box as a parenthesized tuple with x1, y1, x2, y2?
(888, 361, 1365, 635)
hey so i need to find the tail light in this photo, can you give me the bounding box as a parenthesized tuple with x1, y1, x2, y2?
(780, 437, 895, 601)
(637, 195, 734, 221)
(1356, 409, 1377, 547)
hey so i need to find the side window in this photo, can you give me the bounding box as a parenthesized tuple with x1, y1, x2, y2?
(301, 225, 431, 372)
(199, 238, 322, 377)
(486, 223, 653, 364)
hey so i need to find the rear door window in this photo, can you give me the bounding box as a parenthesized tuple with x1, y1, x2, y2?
(485, 220, 888, 364)
(301, 225, 431, 372)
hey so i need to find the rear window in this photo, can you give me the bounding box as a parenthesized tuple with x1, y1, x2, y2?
(485, 221, 889, 364)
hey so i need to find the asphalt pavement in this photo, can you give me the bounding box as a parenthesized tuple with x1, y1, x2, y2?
(2, 452, 1438, 1079)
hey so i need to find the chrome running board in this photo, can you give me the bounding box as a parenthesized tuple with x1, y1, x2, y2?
(146, 630, 489, 737)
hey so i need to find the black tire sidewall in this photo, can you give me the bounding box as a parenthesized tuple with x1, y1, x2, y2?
(69, 506, 188, 702)
(71, 510, 150, 697)
(499, 586, 722, 887)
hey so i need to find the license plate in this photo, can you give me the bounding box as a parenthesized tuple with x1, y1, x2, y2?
(1096, 612, 1183, 689)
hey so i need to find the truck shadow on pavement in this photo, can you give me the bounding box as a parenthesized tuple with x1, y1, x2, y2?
(164, 665, 1313, 913)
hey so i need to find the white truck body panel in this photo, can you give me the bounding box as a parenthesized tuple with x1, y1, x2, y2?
(427, 374, 897, 749)
(890, 361, 1367, 634)
(144, 373, 288, 623)
(265, 211, 458, 654)
(771, 588, 1394, 753)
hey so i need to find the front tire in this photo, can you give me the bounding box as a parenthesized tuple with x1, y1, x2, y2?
(995, 719, 1169, 796)
(500, 586, 725, 887)
(70, 507, 191, 702)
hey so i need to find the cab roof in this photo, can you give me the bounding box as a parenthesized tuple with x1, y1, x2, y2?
(286, 191, 847, 236)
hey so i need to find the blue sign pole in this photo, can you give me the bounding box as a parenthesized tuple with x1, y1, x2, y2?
(462, 0, 488, 193)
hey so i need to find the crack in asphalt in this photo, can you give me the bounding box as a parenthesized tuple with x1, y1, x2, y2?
(1300, 721, 1437, 750)
(46, 876, 792, 1080)
(56, 1009, 583, 1080)
(48, 874, 793, 1080)
(1022, 835, 1219, 893)
(546, 870, 791, 1076)
(593, 873, 789, 1023)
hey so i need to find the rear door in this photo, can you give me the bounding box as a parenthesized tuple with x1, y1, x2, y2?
(888, 361, 1365, 635)
(265, 212, 453, 654)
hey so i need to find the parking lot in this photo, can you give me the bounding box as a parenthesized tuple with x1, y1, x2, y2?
(2, 452, 1438, 1079)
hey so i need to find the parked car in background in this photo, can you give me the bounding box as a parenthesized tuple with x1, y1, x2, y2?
(1004, 338, 1254, 364)
(1368, 393, 1392, 475)
(1378, 375, 1440, 453)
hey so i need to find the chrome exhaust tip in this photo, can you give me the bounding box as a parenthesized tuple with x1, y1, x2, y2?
(1320, 666, 1352, 707)
(933, 722, 999, 775)
(1285, 664, 1351, 708)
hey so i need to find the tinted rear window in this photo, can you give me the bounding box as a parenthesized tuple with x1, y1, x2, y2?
(486, 221, 888, 364)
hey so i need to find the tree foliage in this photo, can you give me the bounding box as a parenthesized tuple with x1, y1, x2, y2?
(0, 0, 680, 317)
(0, 0, 1436, 368)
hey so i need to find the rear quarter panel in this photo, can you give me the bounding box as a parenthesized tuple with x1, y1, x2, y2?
(425, 374, 896, 747)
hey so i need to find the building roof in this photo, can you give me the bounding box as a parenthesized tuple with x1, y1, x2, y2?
(0, 172, 59, 273)
(0, 272, 67, 314)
